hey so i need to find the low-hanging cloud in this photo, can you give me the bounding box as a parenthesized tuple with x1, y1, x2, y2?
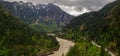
(3, 0, 115, 16)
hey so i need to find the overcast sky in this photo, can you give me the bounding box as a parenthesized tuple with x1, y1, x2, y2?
(4, 0, 115, 16)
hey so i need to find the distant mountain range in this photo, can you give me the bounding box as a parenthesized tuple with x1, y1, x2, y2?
(0, 1, 74, 32)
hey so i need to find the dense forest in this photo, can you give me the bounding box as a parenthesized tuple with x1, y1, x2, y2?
(60, 0, 120, 56)
(0, 4, 59, 56)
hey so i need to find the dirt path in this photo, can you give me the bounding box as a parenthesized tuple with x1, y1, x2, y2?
(48, 37, 74, 56)
(91, 41, 115, 56)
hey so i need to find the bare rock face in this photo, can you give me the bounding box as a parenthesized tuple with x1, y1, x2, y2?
(1, 1, 74, 27)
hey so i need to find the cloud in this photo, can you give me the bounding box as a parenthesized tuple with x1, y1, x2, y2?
(3, 0, 115, 16)
(57, 4, 89, 16)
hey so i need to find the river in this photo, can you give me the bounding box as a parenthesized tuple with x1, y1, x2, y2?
(48, 37, 74, 56)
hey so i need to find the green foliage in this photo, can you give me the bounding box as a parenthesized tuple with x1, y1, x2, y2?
(67, 41, 107, 56)
(32, 35, 36, 42)
(100, 46, 109, 56)
(0, 47, 9, 56)
(63, 0, 120, 55)
(0, 4, 59, 56)
(29, 22, 62, 32)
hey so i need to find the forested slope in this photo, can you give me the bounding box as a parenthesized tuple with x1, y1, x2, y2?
(0, 4, 59, 56)
(62, 0, 120, 55)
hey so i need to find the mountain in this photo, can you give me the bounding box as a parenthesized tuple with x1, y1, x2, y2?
(63, 0, 120, 55)
(0, 3, 59, 56)
(0, 1, 74, 32)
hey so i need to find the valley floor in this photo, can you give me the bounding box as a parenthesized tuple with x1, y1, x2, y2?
(48, 37, 74, 56)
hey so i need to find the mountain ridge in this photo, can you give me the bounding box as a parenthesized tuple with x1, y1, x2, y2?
(0, 0, 74, 32)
